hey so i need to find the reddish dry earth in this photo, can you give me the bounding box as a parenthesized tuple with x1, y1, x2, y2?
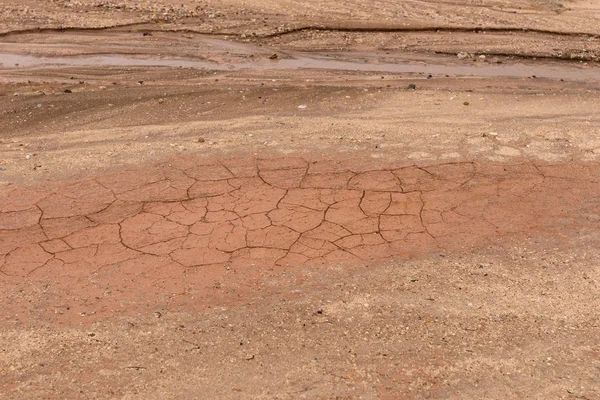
(1, 152, 599, 399)
(2, 154, 598, 326)
(2, 0, 600, 398)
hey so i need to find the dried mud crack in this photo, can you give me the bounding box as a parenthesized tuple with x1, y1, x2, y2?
(1, 155, 598, 324)
(2, 0, 600, 398)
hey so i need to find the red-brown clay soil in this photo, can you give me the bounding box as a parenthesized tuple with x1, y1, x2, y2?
(2, 155, 599, 326)
(2, 152, 599, 399)
(1, 0, 600, 399)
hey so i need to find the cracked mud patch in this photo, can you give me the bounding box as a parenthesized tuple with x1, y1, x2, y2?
(1, 154, 598, 326)
(2, 1, 600, 396)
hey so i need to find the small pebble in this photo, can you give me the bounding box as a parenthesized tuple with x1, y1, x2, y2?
(483, 132, 499, 138)
(407, 84, 417, 90)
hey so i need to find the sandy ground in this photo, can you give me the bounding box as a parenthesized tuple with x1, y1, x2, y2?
(1, 1, 599, 399)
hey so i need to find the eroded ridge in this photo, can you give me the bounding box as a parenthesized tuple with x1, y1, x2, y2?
(1, 156, 598, 319)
